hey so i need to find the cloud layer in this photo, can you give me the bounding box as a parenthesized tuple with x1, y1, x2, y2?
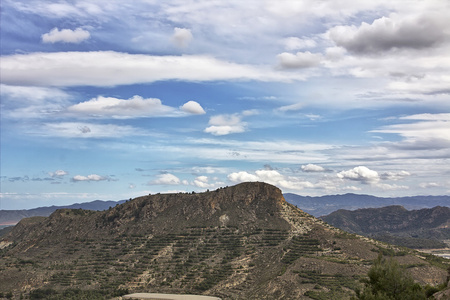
(1, 52, 302, 87)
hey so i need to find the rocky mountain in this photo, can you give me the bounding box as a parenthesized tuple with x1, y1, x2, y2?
(0, 183, 448, 299)
(3, 193, 449, 228)
(284, 193, 450, 217)
(0, 200, 127, 227)
(321, 206, 450, 249)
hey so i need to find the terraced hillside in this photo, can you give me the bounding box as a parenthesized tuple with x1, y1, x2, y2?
(0, 182, 448, 299)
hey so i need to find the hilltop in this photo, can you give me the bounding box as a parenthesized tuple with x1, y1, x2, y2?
(1, 182, 448, 299)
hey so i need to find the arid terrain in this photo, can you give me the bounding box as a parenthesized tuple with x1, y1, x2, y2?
(1, 183, 448, 299)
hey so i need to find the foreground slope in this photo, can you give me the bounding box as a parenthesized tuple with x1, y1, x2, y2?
(0, 182, 448, 299)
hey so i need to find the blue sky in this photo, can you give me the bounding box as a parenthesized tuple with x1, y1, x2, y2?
(1, 0, 450, 210)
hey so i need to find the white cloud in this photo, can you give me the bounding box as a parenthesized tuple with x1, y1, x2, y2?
(380, 171, 410, 181)
(172, 27, 193, 48)
(328, 12, 450, 54)
(301, 164, 325, 172)
(337, 166, 380, 184)
(49, 170, 68, 177)
(192, 176, 215, 188)
(277, 102, 304, 112)
(400, 113, 450, 121)
(372, 113, 450, 150)
(419, 182, 440, 189)
(150, 173, 182, 185)
(204, 113, 247, 136)
(68, 95, 177, 118)
(1, 51, 304, 87)
(1, 84, 70, 103)
(42, 27, 90, 44)
(277, 51, 323, 69)
(227, 171, 259, 183)
(180, 101, 206, 115)
(1, 84, 70, 119)
(72, 174, 108, 182)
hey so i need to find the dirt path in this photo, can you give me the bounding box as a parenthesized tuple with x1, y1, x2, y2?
(122, 293, 221, 300)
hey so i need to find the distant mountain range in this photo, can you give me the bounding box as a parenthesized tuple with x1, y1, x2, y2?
(0, 200, 127, 226)
(284, 193, 450, 217)
(321, 205, 450, 249)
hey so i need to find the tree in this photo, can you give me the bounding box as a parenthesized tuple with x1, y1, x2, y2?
(354, 253, 426, 300)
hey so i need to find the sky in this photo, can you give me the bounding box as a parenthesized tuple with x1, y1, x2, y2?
(1, 0, 450, 210)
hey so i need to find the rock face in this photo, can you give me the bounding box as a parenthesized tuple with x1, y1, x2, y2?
(0, 183, 448, 299)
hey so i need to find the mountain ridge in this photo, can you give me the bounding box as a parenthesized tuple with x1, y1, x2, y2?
(0, 199, 127, 226)
(321, 205, 450, 249)
(284, 193, 450, 217)
(3, 192, 450, 226)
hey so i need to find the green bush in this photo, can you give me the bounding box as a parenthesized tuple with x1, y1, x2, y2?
(354, 253, 427, 300)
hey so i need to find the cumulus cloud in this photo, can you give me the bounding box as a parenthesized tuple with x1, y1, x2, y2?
(192, 176, 217, 188)
(337, 166, 380, 184)
(42, 27, 90, 43)
(180, 101, 206, 115)
(301, 164, 325, 172)
(1, 52, 303, 87)
(150, 173, 182, 185)
(328, 12, 450, 54)
(227, 169, 314, 191)
(204, 113, 247, 136)
(68, 95, 178, 118)
(172, 27, 193, 48)
(72, 174, 108, 182)
(277, 51, 322, 69)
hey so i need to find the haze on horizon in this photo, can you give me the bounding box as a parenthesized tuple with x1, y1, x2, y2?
(1, 0, 449, 210)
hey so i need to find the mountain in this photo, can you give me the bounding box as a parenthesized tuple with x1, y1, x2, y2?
(284, 193, 450, 217)
(0, 183, 448, 299)
(321, 205, 450, 249)
(0, 200, 127, 227)
(3, 193, 449, 228)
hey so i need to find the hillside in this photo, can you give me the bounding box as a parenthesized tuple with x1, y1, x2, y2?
(321, 206, 450, 249)
(284, 193, 450, 217)
(1, 183, 448, 299)
(0, 200, 127, 227)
